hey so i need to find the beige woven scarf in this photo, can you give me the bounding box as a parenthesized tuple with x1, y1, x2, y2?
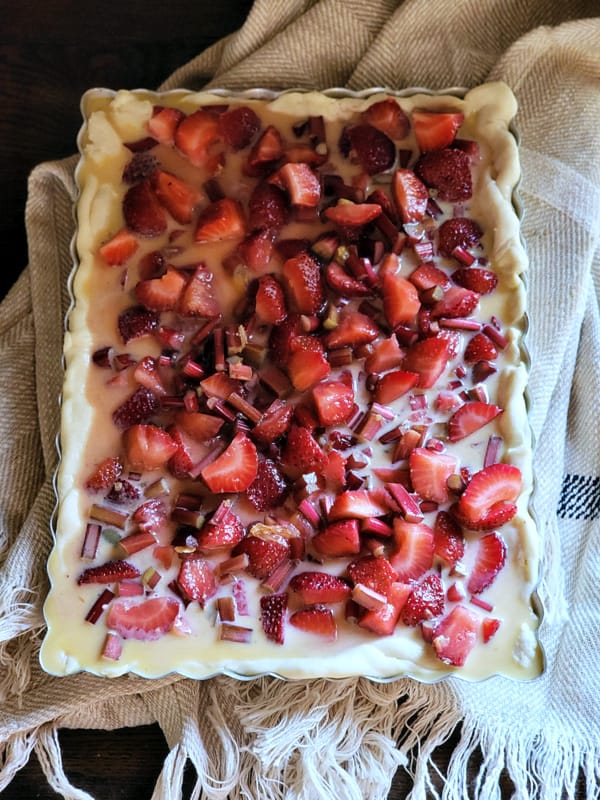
(1, 1, 599, 797)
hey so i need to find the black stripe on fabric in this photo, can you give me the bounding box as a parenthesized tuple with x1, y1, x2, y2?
(557, 474, 600, 520)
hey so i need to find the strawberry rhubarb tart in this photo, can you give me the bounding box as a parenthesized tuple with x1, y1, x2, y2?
(41, 84, 542, 680)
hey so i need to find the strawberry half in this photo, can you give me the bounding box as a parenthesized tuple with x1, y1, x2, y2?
(409, 447, 458, 504)
(78, 560, 141, 585)
(106, 596, 180, 640)
(135, 266, 187, 312)
(463, 332, 498, 363)
(247, 125, 284, 174)
(328, 489, 389, 521)
(99, 229, 139, 266)
(282, 252, 324, 315)
(118, 305, 159, 343)
(312, 380, 355, 427)
(112, 387, 161, 430)
(178, 265, 220, 317)
(364, 336, 404, 374)
(347, 555, 397, 597)
(323, 201, 382, 228)
(260, 592, 287, 644)
(290, 605, 337, 640)
(401, 572, 445, 626)
(431, 286, 479, 319)
(452, 267, 498, 295)
(391, 169, 428, 224)
(232, 534, 289, 579)
(344, 124, 395, 175)
(277, 162, 321, 207)
(431, 604, 479, 666)
(196, 508, 245, 551)
(123, 424, 178, 471)
(173, 411, 224, 442)
(151, 168, 202, 224)
(323, 310, 379, 350)
(123, 180, 168, 237)
(389, 520, 434, 581)
(255, 275, 287, 324)
(414, 148, 472, 203)
(382, 271, 421, 328)
(363, 98, 410, 140)
(201, 432, 258, 493)
(374, 370, 419, 404)
(312, 519, 361, 557)
(433, 511, 465, 566)
(437, 217, 482, 258)
(246, 458, 288, 511)
(174, 109, 221, 167)
(219, 105, 260, 150)
(402, 336, 449, 389)
(447, 401, 503, 442)
(287, 345, 330, 391)
(248, 182, 289, 232)
(412, 111, 464, 152)
(280, 425, 327, 478)
(176, 556, 217, 607)
(251, 401, 294, 445)
(194, 198, 246, 243)
(467, 532, 507, 594)
(289, 571, 351, 604)
(85, 456, 123, 491)
(457, 463, 522, 529)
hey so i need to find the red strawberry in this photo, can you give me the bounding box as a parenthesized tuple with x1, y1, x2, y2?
(365, 188, 398, 223)
(433, 511, 465, 566)
(277, 162, 321, 207)
(248, 182, 289, 232)
(246, 458, 288, 511)
(123, 180, 168, 237)
(312, 519, 361, 557)
(432, 604, 479, 666)
(323, 202, 382, 227)
(255, 275, 287, 324)
(199, 372, 241, 400)
(412, 111, 464, 152)
(401, 572, 445, 626)
(464, 332, 498, 363)
(409, 447, 459, 504)
(85, 456, 123, 491)
(467, 532, 507, 594)
(389, 519, 434, 581)
(260, 592, 287, 644)
(132, 498, 167, 533)
(233, 534, 290, 579)
(282, 252, 324, 315)
(322, 450, 346, 491)
(414, 148, 472, 203)
(289, 571, 351, 604)
(147, 105, 185, 145)
(363, 98, 410, 140)
(194, 197, 246, 243)
(201, 432, 258, 493)
(178, 264, 220, 317)
(138, 250, 166, 280)
(437, 217, 482, 257)
(174, 411, 224, 441)
(382, 271, 421, 328)
(325, 261, 370, 297)
(323, 310, 379, 350)
(391, 169, 429, 224)
(133, 356, 168, 396)
(219, 105, 260, 150)
(311, 380, 355, 427)
(374, 370, 419, 404)
(280, 425, 327, 478)
(177, 556, 217, 607)
(112, 387, 161, 430)
(247, 125, 284, 174)
(290, 605, 337, 640)
(106, 479, 141, 504)
(482, 616, 501, 643)
(251, 401, 294, 445)
(123, 423, 178, 470)
(135, 266, 187, 312)
(431, 286, 479, 319)
(122, 152, 159, 184)
(358, 581, 412, 636)
(447, 402, 503, 442)
(106, 596, 180, 640)
(99, 229, 139, 266)
(78, 559, 141, 585)
(409, 262, 451, 292)
(287, 346, 331, 391)
(457, 463, 522, 529)
(344, 124, 395, 175)
(328, 490, 389, 521)
(151, 168, 202, 224)
(268, 314, 303, 364)
(452, 267, 498, 295)
(452, 500, 518, 532)
(174, 109, 221, 166)
(347, 555, 397, 597)
(238, 230, 275, 270)
(402, 336, 449, 389)
(364, 336, 404, 374)
(118, 305, 159, 343)
(167, 426, 209, 479)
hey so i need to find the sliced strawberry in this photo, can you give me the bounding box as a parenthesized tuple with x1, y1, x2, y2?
(282, 252, 324, 315)
(447, 402, 503, 442)
(289, 571, 351, 604)
(132, 498, 167, 533)
(312, 519, 361, 557)
(311, 380, 355, 427)
(433, 511, 465, 566)
(219, 105, 260, 150)
(431, 286, 479, 319)
(389, 519, 434, 581)
(347, 555, 397, 597)
(147, 105, 185, 145)
(328, 489, 389, 521)
(122, 152, 159, 184)
(344, 124, 395, 175)
(401, 572, 445, 626)
(247, 125, 284, 174)
(364, 336, 404, 374)
(151, 168, 202, 224)
(391, 169, 428, 224)
(174, 109, 221, 167)
(413, 111, 464, 152)
(452, 500, 518, 532)
(246, 458, 288, 511)
(99, 229, 139, 266)
(248, 182, 289, 232)
(85, 456, 123, 492)
(467, 532, 507, 594)
(106, 596, 180, 640)
(177, 556, 217, 607)
(409, 262, 451, 292)
(255, 275, 287, 324)
(118, 305, 159, 343)
(133, 356, 167, 396)
(322, 450, 346, 491)
(325, 262, 370, 297)
(482, 616, 501, 643)
(251, 401, 294, 445)
(201, 432, 258, 493)
(382, 270, 421, 328)
(138, 250, 166, 281)
(167, 426, 209, 479)
(453, 267, 498, 295)
(358, 581, 412, 636)
(123, 423, 178, 470)
(268, 314, 303, 364)
(174, 410, 224, 441)
(238, 229, 275, 270)
(123, 180, 168, 237)
(196, 507, 244, 552)
(287, 346, 331, 391)
(260, 592, 287, 644)
(323, 310, 379, 350)
(106, 479, 141, 505)
(78, 559, 141, 585)
(464, 332, 498, 363)
(402, 336, 449, 389)
(432, 604, 480, 666)
(233, 534, 290, 580)
(323, 201, 382, 227)
(437, 217, 482, 257)
(374, 370, 419, 404)
(414, 148, 472, 203)
(112, 387, 161, 430)
(200, 372, 241, 400)
(363, 98, 410, 140)
(135, 265, 187, 312)
(178, 264, 220, 317)
(194, 197, 246, 243)
(409, 447, 459, 504)
(290, 605, 337, 640)
(457, 463, 522, 529)
(280, 425, 327, 478)
(277, 162, 321, 207)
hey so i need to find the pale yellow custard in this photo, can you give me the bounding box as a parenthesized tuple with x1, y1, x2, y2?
(41, 84, 543, 681)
